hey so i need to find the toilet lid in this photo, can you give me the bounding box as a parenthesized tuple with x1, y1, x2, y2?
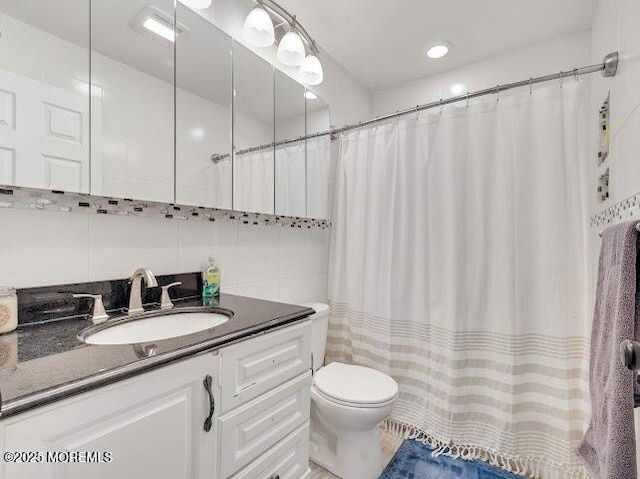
(314, 362, 398, 405)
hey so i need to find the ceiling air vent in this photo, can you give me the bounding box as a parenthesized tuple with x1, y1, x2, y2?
(133, 5, 189, 44)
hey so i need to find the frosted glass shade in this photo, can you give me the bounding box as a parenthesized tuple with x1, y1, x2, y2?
(179, 0, 212, 9)
(277, 31, 306, 66)
(243, 7, 275, 47)
(299, 54, 324, 85)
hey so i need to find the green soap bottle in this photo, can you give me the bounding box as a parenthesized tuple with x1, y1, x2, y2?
(202, 257, 221, 301)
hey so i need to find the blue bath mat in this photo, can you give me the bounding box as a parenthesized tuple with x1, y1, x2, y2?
(379, 439, 524, 479)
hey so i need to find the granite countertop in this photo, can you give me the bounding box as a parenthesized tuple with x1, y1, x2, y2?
(0, 293, 314, 419)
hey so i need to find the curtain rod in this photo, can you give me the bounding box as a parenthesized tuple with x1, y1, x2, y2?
(330, 52, 618, 136)
(214, 52, 618, 162)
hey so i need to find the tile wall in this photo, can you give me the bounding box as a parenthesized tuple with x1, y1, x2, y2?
(0, 207, 329, 305)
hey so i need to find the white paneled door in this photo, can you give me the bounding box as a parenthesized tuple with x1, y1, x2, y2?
(0, 68, 89, 193)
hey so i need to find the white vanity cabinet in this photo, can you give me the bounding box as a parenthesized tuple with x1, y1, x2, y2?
(0, 351, 219, 479)
(0, 320, 312, 479)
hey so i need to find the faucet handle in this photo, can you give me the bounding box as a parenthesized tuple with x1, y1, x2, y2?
(72, 294, 109, 324)
(160, 282, 182, 310)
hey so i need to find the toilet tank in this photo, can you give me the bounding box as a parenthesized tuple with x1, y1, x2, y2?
(302, 302, 330, 372)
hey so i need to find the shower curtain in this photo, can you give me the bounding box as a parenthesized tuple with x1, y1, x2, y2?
(275, 142, 306, 217)
(233, 148, 274, 213)
(326, 82, 591, 478)
(306, 135, 332, 219)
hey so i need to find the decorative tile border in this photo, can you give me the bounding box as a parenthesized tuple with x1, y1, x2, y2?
(0, 185, 331, 230)
(590, 192, 640, 229)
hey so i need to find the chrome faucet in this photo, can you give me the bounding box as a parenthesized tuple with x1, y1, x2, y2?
(128, 268, 158, 315)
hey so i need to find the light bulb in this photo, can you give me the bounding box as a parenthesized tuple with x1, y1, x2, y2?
(243, 7, 274, 47)
(179, 0, 212, 9)
(425, 42, 451, 59)
(277, 30, 306, 67)
(450, 83, 465, 95)
(299, 54, 324, 85)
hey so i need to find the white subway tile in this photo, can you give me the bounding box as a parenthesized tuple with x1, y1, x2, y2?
(236, 280, 281, 302)
(281, 228, 330, 277)
(236, 224, 281, 284)
(211, 221, 238, 286)
(0, 208, 89, 287)
(88, 214, 178, 281)
(280, 273, 328, 305)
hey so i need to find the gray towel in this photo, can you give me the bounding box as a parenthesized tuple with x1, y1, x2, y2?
(578, 221, 639, 478)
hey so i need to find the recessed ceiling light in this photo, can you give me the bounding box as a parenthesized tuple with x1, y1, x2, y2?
(425, 41, 451, 59)
(451, 83, 465, 95)
(304, 91, 318, 100)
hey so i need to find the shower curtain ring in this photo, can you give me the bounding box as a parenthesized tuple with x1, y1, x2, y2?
(574, 68, 579, 82)
(559, 71, 564, 89)
(466, 92, 470, 108)
(495, 85, 500, 102)
(529, 77, 533, 95)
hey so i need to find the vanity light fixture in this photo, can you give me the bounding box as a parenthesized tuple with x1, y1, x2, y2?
(242, 0, 324, 85)
(178, 0, 212, 9)
(304, 90, 318, 100)
(277, 29, 306, 66)
(425, 41, 451, 59)
(243, 6, 275, 47)
(299, 51, 324, 85)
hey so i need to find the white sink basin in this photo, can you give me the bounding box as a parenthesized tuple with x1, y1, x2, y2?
(83, 311, 230, 345)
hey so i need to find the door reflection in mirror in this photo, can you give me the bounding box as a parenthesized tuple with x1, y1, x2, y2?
(0, 0, 90, 193)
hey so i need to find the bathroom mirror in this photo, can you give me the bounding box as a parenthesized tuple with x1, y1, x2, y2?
(275, 70, 306, 217)
(90, 0, 175, 204)
(0, 0, 90, 193)
(175, 3, 232, 209)
(305, 92, 331, 220)
(232, 42, 275, 215)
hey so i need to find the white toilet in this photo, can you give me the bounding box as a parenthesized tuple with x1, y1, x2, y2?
(303, 302, 399, 479)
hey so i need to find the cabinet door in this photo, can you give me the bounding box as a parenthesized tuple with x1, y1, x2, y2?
(0, 352, 219, 479)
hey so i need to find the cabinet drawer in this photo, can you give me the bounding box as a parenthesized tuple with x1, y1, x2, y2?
(230, 422, 310, 479)
(218, 321, 311, 413)
(217, 372, 312, 478)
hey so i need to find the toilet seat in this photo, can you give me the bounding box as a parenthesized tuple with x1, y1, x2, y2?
(313, 362, 398, 408)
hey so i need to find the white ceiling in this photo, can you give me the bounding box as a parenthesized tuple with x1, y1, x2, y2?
(276, 0, 598, 91)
